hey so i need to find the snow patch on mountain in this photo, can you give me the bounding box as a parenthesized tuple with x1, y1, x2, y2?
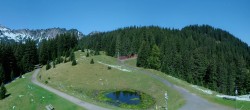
(0, 25, 84, 43)
(3, 31, 30, 41)
(0, 26, 9, 31)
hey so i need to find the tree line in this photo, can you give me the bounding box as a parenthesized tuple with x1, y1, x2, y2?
(38, 33, 78, 65)
(81, 25, 250, 95)
(0, 32, 79, 98)
(0, 39, 38, 83)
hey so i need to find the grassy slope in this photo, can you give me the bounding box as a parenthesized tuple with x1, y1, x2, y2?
(124, 58, 250, 110)
(0, 71, 83, 110)
(38, 51, 185, 110)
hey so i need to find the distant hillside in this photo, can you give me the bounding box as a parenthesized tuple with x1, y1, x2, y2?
(81, 25, 250, 95)
(0, 25, 84, 43)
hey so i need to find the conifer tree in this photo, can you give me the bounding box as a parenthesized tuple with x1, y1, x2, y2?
(10, 71, 15, 81)
(0, 83, 6, 100)
(94, 51, 100, 55)
(81, 47, 85, 52)
(90, 59, 94, 64)
(147, 44, 161, 70)
(71, 51, 77, 66)
(0, 65, 4, 83)
(64, 57, 67, 63)
(53, 61, 56, 68)
(115, 35, 121, 57)
(22, 39, 38, 72)
(86, 52, 90, 57)
(137, 41, 150, 68)
(72, 59, 77, 66)
(39, 39, 49, 65)
(46, 61, 51, 70)
(70, 51, 75, 61)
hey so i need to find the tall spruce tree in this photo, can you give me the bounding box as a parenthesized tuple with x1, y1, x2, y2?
(192, 48, 207, 86)
(147, 44, 161, 70)
(46, 61, 51, 70)
(70, 51, 75, 61)
(0, 65, 4, 83)
(22, 39, 38, 72)
(137, 41, 150, 68)
(10, 71, 15, 81)
(39, 39, 49, 65)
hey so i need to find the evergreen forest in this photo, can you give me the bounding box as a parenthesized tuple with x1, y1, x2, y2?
(0, 25, 249, 96)
(81, 25, 250, 95)
(0, 33, 78, 85)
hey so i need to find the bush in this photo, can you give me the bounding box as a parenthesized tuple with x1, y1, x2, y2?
(46, 62, 51, 70)
(0, 83, 7, 100)
(81, 48, 85, 52)
(86, 52, 90, 57)
(64, 57, 69, 63)
(53, 61, 56, 68)
(56, 57, 63, 64)
(90, 59, 94, 64)
(65, 50, 70, 57)
(94, 51, 100, 55)
(90, 50, 94, 55)
(108, 66, 112, 70)
(45, 81, 48, 84)
(72, 59, 77, 66)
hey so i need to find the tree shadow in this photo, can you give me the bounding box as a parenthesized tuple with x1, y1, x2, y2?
(0, 93, 11, 100)
(5, 93, 11, 98)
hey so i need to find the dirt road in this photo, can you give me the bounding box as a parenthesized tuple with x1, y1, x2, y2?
(31, 69, 109, 110)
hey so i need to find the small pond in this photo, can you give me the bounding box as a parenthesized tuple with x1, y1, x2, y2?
(96, 90, 155, 109)
(105, 90, 141, 106)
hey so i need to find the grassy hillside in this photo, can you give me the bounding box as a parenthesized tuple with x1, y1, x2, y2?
(38, 51, 185, 110)
(0, 71, 83, 110)
(124, 58, 250, 110)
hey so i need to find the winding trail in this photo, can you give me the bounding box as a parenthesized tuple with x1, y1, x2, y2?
(31, 69, 109, 110)
(121, 61, 233, 110)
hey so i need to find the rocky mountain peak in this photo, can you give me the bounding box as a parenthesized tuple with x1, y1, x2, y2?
(0, 25, 84, 43)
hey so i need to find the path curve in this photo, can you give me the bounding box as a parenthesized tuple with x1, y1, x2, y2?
(122, 62, 233, 110)
(31, 69, 109, 110)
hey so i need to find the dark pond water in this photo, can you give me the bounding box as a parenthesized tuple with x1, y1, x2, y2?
(105, 91, 141, 106)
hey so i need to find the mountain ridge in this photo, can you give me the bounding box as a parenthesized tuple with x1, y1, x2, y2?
(0, 25, 84, 43)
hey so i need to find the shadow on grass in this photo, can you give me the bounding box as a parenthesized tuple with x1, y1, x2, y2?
(0, 93, 11, 100)
(5, 93, 11, 98)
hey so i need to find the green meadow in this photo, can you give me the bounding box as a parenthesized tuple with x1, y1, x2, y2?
(38, 51, 185, 110)
(0, 71, 83, 110)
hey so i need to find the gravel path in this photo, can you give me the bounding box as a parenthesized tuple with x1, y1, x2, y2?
(123, 63, 233, 110)
(31, 69, 109, 110)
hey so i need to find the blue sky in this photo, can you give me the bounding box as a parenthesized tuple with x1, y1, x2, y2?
(0, 0, 249, 45)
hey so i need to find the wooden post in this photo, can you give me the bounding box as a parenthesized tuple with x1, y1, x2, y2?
(235, 88, 238, 110)
(165, 91, 168, 110)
